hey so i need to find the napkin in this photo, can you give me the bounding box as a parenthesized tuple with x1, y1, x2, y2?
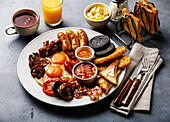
(110, 43, 163, 115)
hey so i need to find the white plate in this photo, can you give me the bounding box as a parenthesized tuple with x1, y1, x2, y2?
(17, 27, 125, 107)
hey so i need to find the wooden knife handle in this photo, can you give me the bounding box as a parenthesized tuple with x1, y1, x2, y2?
(113, 79, 133, 106)
(122, 77, 141, 106)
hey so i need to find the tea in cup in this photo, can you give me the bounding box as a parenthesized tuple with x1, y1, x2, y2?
(6, 9, 40, 36)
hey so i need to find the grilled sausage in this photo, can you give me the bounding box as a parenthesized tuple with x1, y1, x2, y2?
(77, 29, 88, 46)
(66, 30, 79, 51)
(57, 32, 71, 52)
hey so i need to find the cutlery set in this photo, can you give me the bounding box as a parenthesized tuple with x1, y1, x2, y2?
(114, 57, 150, 107)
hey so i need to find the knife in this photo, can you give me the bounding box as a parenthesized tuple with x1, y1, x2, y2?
(113, 58, 143, 106)
(121, 74, 142, 106)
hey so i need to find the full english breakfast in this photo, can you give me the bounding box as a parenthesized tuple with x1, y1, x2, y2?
(28, 28, 131, 101)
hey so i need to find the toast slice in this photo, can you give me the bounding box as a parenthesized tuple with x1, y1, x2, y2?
(99, 59, 119, 86)
(97, 78, 112, 95)
(141, 0, 160, 32)
(135, 1, 155, 34)
(122, 8, 141, 42)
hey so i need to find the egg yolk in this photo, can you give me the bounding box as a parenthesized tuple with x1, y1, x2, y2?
(46, 65, 63, 78)
(50, 53, 66, 65)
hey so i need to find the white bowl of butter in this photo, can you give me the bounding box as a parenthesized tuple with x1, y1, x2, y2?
(84, 3, 111, 29)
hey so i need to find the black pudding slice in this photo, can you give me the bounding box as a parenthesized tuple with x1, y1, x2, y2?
(95, 43, 115, 57)
(89, 35, 110, 50)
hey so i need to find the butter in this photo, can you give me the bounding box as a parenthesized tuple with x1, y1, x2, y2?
(96, 7, 104, 15)
(94, 13, 104, 20)
(87, 6, 109, 21)
(90, 6, 97, 15)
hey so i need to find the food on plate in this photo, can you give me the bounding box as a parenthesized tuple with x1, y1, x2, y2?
(94, 46, 126, 64)
(96, 55, 131, 71)
(122, 8, 141, 42)
(118, 56, 131, 69)
(97, 78, 112, 95)
(75, 46, 94, 62)
(95, 43, 115, 57)
(74, 63, 96, 79)
(135, 0, 160, 34)
(43, 79, 56, 96)
(99, 59, 120, 86)
(68, 78, 104, 101)
(67, 51, 77, 60)
(29, 53, 51, 69)
(50, 53, 66, 64)
(28, 28, 131, 102)
(52, 80, 63, 96)
(86, 6, 109, 21)
(38, 40, 62, 57)
(29, 53, 51, 79)
(77, 29, 88, 46)
(59, 83, 74, 100)
(89, 35, 110, 50)
(31, 66, 45, 79)
(57, 32, 71, 52)
(77, 48, 92, 59)
(64, 61, 73, 73)
(89, 35, 116, 57)
(96, 61, 113, 71)
(45, 65, 63, 78)
(66, 29, 79, 51)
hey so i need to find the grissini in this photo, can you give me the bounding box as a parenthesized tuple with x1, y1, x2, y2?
(66, 29, 79, 51)
(93, 46, 126, 65)
(141, 0, 160, 32)
(57, 32, 71, 53)
(77, 29, 88, 46)
(122, 8, 141, 42)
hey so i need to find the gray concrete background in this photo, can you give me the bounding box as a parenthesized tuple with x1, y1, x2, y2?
(0, 0, 169, 121)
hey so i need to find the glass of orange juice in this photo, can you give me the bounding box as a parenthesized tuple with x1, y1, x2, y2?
(42, 0, 63, 26)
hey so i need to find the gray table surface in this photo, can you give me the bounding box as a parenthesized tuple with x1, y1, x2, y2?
(1, 0, 170, 121)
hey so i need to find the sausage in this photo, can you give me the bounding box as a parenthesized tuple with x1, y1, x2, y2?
(57, 32, 71, 53)
(66, 30, 79, 51)
(93, 46, 126, 64)
(77, 29, 88, 46)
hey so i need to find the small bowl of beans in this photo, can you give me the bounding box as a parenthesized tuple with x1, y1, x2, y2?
(75, 46, 94, 62)
(72, 61, 98, 84)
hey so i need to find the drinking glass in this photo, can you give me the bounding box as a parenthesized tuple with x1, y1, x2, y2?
(42, 0, 63, 26)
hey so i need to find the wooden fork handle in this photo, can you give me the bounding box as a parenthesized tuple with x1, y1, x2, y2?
(122, 74, 142, 106)
(113, 79, 133, 106)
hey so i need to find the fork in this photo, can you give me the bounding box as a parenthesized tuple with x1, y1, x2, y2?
(121, 57, 150, 106)
(141, 57, 150, 73)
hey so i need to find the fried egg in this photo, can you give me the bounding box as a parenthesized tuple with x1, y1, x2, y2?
(35, 52, 72, 86)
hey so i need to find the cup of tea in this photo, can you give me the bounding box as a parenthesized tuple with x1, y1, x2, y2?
(5, 9, 40, 36)
(41, 0, 63, 26)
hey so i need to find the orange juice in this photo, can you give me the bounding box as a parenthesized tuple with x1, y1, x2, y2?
(42, 0, 63, 26)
